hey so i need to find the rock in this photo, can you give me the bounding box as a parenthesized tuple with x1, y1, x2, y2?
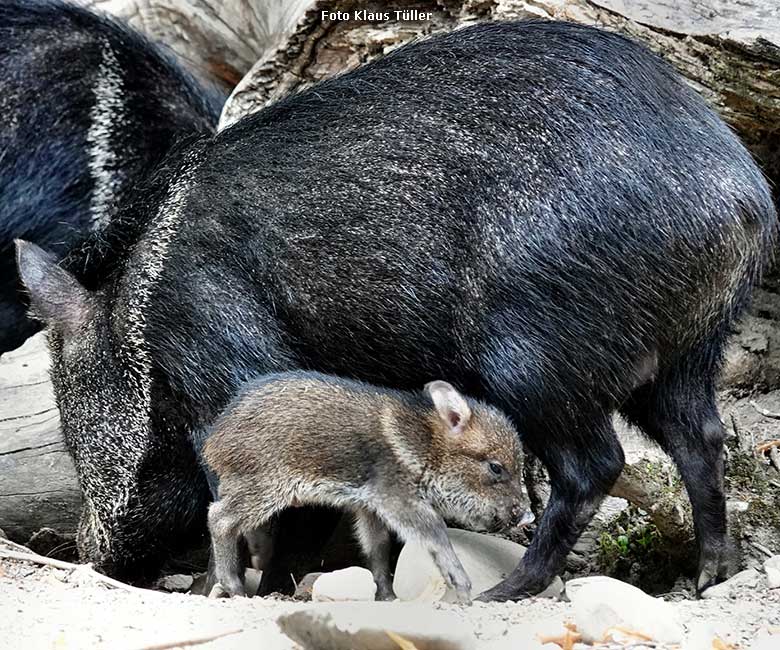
(751, 630, 780, 650)
(244, 568, 262, 596)
(156, 574, 194, 593)
(764, 556, 780, 589)
(566, 576, 684, 644)
(294, 572, 323, 600)
(726, 499, 750, 514)
(277, 602, 476, 650)
(0, 527, 6, 539)
(312, 567, 377, 603)
(393, 528, 563, 603)
(25, 528, 74, 560)
(701, 568, 763, 599)
(685, 621, 738, 650)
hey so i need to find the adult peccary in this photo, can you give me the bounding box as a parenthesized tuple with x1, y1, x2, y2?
(0, 0, 223, 354)
(205, 373, 531, 601)
(16, 20, 777, 598)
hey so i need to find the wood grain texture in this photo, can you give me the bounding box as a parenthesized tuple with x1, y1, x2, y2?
(0, 334, 80, 543)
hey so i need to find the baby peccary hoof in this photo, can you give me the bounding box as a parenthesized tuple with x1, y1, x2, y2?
(449, 571, 473, 605)
(208, 581, 245, 599)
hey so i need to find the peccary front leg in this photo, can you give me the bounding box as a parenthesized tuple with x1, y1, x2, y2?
(353, 509, 395, 600)
(479, 414, 624, 602)
(380, 504, 472, 604)
(207, 500, 245, 597)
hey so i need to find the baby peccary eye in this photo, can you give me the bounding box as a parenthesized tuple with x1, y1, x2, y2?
(487, 460, 506, 480)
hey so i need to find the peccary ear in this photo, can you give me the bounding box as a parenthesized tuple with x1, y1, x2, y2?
(425, 380, 472, 435)
(15, 240, 91, 333)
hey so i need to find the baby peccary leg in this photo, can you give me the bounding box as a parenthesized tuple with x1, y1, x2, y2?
(246, 521, 276, 571)
(354, 509, 395, 600)
(207, 500, 245, 597)
(382, 504, 472, 604)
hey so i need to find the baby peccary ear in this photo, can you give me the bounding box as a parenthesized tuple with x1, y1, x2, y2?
(425, 380, 472, 435)
(15, 240, 90, 334)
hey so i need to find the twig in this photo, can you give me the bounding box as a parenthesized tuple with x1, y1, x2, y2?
(0, 537, 35, 553)
(0, 549, 149, 595)
(769, 446, 780, 473)
(751, 541, 774, 557)
(127, 629, 243, 650)
(730, 414, 741, 448)
(749, 400, 780, 419)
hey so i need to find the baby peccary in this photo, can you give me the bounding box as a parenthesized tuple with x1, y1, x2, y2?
(203, 372, 530, 603)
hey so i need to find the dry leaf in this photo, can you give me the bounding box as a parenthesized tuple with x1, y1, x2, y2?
(539, 628, 582, 650)
(757, 440, 780, 454)
(602, 625, 654, 643)
(387, 630, 420, 650)
(713, 638, 737, 650)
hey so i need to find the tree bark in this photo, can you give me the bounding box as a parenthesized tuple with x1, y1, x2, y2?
(0, 334, 81, 544)
(77, 0, 314, 89)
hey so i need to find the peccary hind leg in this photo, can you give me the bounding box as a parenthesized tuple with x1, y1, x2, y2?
(353, 509, 395, 600)
(620, 343, 729, 594)
(480, 413, 625, 601)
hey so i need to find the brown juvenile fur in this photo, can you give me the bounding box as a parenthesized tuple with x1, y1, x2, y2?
(203, 371, 529, 601)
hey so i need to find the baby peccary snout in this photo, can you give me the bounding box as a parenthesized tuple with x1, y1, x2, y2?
(203, 372, 530, 603)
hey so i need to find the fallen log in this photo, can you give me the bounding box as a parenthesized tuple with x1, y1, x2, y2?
(0, 334, 81, 544)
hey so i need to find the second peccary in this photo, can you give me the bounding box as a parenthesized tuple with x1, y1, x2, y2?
(0, 0, 223, 354)
(204, 373, 530, 602)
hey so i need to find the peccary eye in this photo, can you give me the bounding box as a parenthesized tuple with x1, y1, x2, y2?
(488, 461, 505, 478)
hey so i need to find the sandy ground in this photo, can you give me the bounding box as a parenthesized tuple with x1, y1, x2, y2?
(2, 557, 779, 650)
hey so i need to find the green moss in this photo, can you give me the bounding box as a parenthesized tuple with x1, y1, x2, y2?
(596, 505, 690, 593)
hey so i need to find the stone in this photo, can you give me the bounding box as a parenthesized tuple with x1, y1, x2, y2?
(0, 527, 6, 539)
(294, 572, 323, 600)
(277, 602, 476, 650)
(244, 568, 262, 596)
(751, 630, 780, 650)
(763, 556, 780, 589)
(393, 528, 563, 603)
(156, 574, 194, 593)
(26, 528, 70, 557)
(701, 568, 763, 599)
(685, 621, 738, 650)
(566, 576, 684, 644)
(312, 567, 377, 603)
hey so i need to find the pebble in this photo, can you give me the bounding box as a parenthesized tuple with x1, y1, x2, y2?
(701, 568, 763, 599)
(294, 572, 323, 600)
(763, 556, 780, 589)
(156, 574, 194, 593)
(311, 567, 377, 603)
(566, 575, 684, 644)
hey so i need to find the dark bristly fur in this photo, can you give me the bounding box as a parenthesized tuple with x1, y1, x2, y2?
(0, 0, 224, 353)
(16, 21, 777, 597)
(204, 371, 527, 602)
